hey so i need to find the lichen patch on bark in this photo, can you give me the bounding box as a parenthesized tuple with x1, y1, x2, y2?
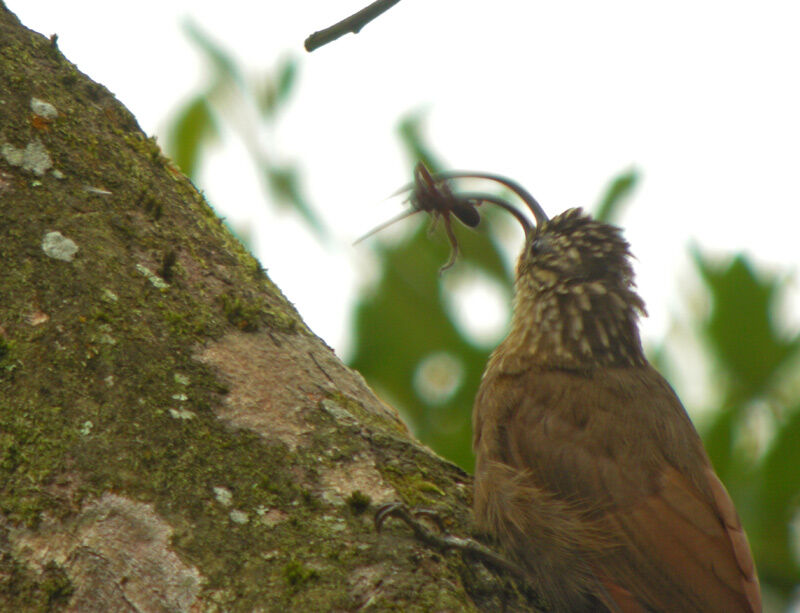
(195, 330, 317, 449)
(320, 456, 396, 506)
(195, 329, 407, 449)
(9, 493, 203, 612)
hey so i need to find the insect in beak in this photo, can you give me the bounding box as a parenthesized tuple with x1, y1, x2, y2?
(356, 162, 548, 271)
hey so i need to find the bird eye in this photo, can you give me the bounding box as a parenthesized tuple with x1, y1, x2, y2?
(529, 234, 552, 256)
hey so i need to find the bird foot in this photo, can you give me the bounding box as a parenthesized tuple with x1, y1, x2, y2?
(374, 502, 524, 578)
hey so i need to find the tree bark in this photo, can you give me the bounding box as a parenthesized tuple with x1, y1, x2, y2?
(0, 5, 539, 611)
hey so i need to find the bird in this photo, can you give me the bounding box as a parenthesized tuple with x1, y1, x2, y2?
(371, 164, 761, 612)
(471, 204, 762, 612)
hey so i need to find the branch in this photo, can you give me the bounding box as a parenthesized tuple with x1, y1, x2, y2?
(304, 0, 403, 52)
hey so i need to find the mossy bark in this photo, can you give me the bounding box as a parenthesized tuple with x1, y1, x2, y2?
(0, 4, 541, 611)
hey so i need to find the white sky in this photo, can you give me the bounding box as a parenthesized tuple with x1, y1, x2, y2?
(10, 1, 800, 371)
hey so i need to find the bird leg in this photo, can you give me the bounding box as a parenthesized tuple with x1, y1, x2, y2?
(374, 502, 525, 578)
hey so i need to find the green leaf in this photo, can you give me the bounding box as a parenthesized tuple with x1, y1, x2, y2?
(183, 20, 244, 88)
(396, 112, 443, 173)
(594, 168, 638, 223)
(258, 57, 299, 118)
(701, 402, 737, 482)
(692, 249, 799, 402)
(693, 247, 799, 479)
(165, 95, 218, 178)
(264, 165, 326, 237)
(275, 58, 298, 107)
(751, 404, 800, 589)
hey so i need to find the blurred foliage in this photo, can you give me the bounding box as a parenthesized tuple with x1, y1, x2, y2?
(689, 250, 800, 592)
(166, 42, 800, 605)
(166, 22, 323, 235)
(396, 112, 443, 173)
(594, 168, 638, 223)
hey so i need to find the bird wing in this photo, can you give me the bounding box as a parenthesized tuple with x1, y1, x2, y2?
(494, 366, 761, 612)
(597, 465, 760, 612)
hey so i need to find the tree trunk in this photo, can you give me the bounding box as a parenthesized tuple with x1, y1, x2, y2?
(0, 5, 539, 611)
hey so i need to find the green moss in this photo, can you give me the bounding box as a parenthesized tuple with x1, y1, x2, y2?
(0, 338, 18, 376)
(0, 550, 71, 611)
(41, 561, 74, 606)
(282, 559, 320, 589)
(384, 473, 445, 508)
(345, 490, 371, 515)
(0, 338, 13, 362)
(262, 304, 300, 332)
(321, 391, 407, 435)
(219, 294, 262, 332)
(412, 478, 446, 497)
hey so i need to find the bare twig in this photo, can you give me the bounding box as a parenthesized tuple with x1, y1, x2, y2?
(304, 0, 403, 52)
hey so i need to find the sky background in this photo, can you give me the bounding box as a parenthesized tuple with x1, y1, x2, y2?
(9, 1, 800, 391)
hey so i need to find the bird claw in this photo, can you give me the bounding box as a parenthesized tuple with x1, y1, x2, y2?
(374, 502, 525, 578)
(374, 502, 445, 537)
